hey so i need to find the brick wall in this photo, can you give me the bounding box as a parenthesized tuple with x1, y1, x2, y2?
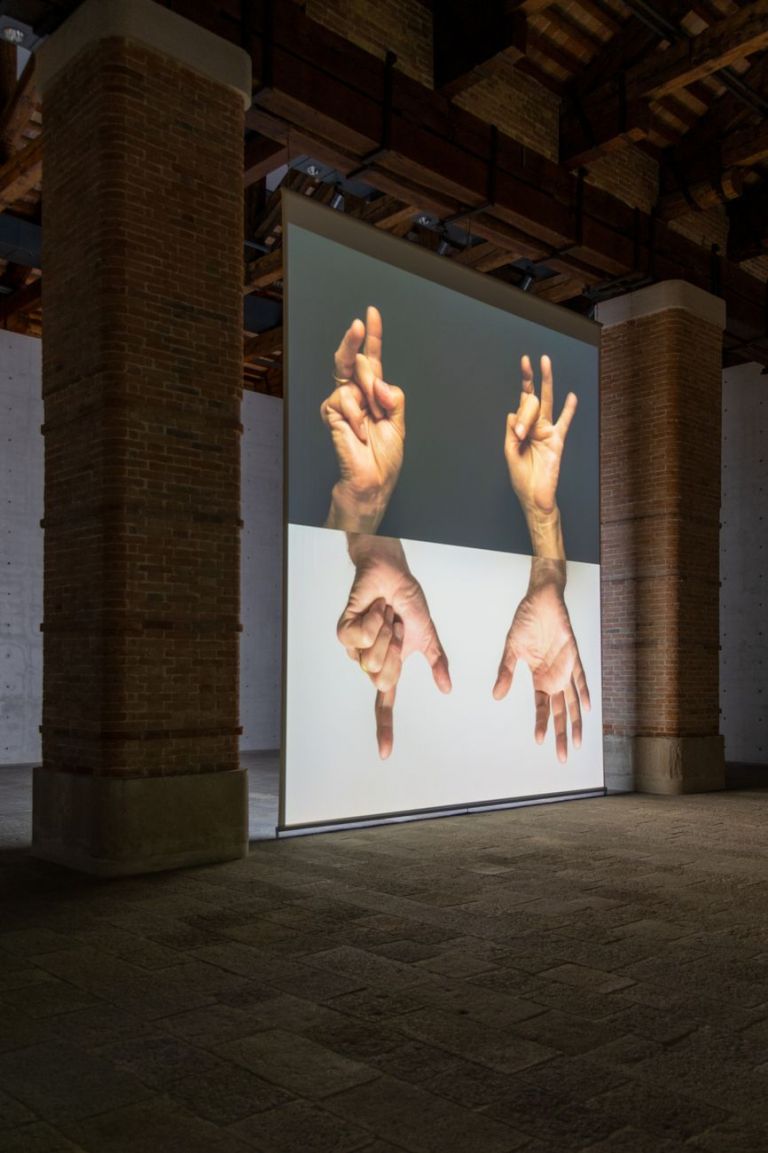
(307, 0, 433, 85)
(601, 309, 722, 742)
(42, 37, 244, 777)
(669, 205, 729, 252)
(585, 146, 658, 213)
(454, 60, 559, 161)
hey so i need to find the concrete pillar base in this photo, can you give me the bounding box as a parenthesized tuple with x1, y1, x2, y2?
(635, 735, 725, 795)
(603, 735, 635, 794)
(32, 767, 249, 875)
(604, 735, 725, 794)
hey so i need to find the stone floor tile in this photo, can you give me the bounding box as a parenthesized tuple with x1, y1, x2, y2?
(0, 978, 100, 1019)
(323, 1074, 529, 1153)
(580, 1126, 694, 1152)
(367, 940, 443, 965)
(166, 1063, 293, 1125)
(229, 1098, 374, 1153)
(414, 976, 546, 1028)
(395, 1005, 556, 1073)
(324, 988, 424, 1024)
(157, 1003, 271, 1046)
(415, 949, 499, 978)
(537, 963, 636, 995)
(487, 1097, 622, 1150)
(214, 1028, 381, 1098)
(367, 1038, 471, 1085)
(510, 1009, 624, 1056)
(46, 1006, 164, 1050)
(0, 1090, 37, 1130)
(0, 1041, 155, 1122)
(301, 946, 431, 992)
(58, 1099, 254, 1153)
(688, 1118, 768, 1152)
(96, 1034, 224, 1087)
(0, 1123, 87, 1153)
(587, 1080, 731, 1141)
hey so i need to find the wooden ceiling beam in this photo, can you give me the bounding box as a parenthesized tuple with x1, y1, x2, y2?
(244, 325, 283, 362)
(630, 2, 768, 101)
(0, 134, 42, 211)
(560, 0, 693, 164)
(0, 55, 38, 161)
(161, 0, 768, 360)
(244, 133, 289, 186)
(0, 275, 40, 327)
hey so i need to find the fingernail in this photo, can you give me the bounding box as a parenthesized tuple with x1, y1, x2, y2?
(515, 423, 525, 439)
(394, 621, 404, 641)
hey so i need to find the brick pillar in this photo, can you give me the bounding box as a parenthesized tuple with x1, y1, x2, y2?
(32, 0, 252, 874)
(598, 281, 726, 795)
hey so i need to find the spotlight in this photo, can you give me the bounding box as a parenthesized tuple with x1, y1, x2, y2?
(306, 164, 321, 178)
(2, 26, 24, 44)
(521, 273, 535, 293)
(330, 190, 344, 210)
(417, 215, 432, 227)
(437, 236, 450, 255)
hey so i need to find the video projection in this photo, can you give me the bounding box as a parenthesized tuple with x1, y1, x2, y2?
(281, 192, 603, 831)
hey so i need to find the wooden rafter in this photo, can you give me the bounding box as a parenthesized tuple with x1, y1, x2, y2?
(630, 3, 768, 101)
(0, 55, 38, 160)
(0, 134, 43, 212)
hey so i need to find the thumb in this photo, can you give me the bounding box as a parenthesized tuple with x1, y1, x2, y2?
(374, 377, 405, 436)
(493, 651, 517, 700)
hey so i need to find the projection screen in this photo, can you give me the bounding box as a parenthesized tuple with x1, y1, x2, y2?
(281, 191, 603, 831)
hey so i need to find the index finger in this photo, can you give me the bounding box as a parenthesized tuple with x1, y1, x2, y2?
(540, 355, 553, 423)
(364, 306, 383, 381)
(375, 685, 396, 760)
(334, 318, 365, 382)
(520, 354, 534, 402)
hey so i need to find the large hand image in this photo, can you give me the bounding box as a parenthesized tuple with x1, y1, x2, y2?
(337, 534, 451, 760)
(505, 354, 577, 561)
(496, 355, 590, 761)
(493, 557, 591, 763)
(321, 306, 405, 534)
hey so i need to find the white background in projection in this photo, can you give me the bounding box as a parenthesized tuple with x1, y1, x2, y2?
(284, 524, 603, 827)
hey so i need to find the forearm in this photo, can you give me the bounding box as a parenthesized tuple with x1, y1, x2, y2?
(325, 483, 389, 534)
(524, 505, 565, 562)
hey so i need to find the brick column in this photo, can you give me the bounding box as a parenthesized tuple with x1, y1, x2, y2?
(598, 281, 726, 795)
(32, 0, 252, 874)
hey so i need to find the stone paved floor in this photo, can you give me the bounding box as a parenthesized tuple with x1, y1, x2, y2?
(0, 788, 768, 1151)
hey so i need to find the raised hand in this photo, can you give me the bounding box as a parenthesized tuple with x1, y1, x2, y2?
(338, 535, 451, 758)
(493, 558, 590, 763)
(322, 307, 405, 534)
(505, 355, 577, 559)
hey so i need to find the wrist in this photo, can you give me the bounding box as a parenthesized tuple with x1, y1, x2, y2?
(325, 482, 389, 534)
(524, 505, 565, 561)
(347, 532, 407, 571)
(528, 555, 567, 594)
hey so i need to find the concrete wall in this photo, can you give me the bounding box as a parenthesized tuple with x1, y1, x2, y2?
(0, 330, 43, 765)
(240, 392, 283, 750)
(721, 363, 768, 766)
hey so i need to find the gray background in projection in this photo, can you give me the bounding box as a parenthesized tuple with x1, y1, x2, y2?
(287, 225, 599, 563)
